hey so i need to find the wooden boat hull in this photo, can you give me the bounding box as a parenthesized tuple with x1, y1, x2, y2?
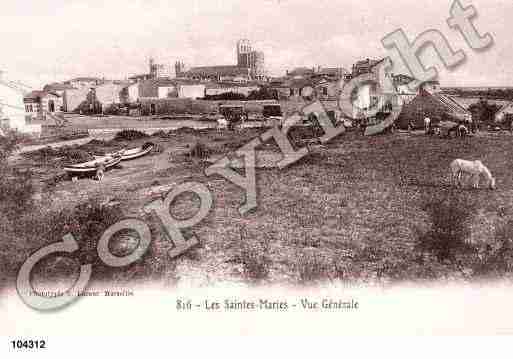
(63, 156, 122, 174)
(120, 144, 154, 161)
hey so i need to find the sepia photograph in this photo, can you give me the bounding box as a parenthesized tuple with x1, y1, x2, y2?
(2, 0, 513, 353)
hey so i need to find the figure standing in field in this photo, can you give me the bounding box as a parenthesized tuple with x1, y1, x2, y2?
(458, 122, 468, 137)
(95, 163, 105, 182)
(424, 116, 431, 135)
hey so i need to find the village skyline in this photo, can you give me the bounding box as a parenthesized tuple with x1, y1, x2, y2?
(1, 0, 510, 89)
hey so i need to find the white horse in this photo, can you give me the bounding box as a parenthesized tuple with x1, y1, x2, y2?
(450, 159, 496, 189)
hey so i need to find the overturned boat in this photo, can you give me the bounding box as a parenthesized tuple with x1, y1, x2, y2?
(119, 142, 154, 161)
(63, 155, 122, 175)
(98, 142, 154, 161)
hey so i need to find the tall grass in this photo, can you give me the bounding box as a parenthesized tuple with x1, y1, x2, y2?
(236, 227, 271, 282)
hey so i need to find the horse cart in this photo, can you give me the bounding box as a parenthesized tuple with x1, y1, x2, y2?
(218, 104, 247, 131)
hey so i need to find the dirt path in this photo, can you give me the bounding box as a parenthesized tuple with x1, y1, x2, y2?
(17, 137, 97, 154)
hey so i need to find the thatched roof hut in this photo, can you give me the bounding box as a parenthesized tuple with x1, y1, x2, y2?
(396, 88, 471, 129)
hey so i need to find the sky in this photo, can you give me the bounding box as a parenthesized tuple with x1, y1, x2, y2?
(0, 0, 511, 89)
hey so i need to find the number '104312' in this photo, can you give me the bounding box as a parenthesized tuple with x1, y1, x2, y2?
(10, 340, 46, 350)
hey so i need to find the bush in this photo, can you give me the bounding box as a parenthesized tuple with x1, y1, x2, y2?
(0, 131, 20, 162)
(416, 189, 477, 262)
(104, 104, 121, 116)
(0, 168, 34, 219)
(471, 220, 513, 278)
(186, 141, 213, 159)
(2, 198, 124, 287)
(63, 149, 94, 164)
(468, 100, 501, 126)
(113, 129, 149, 141)
(23, 146, 94, 165)
(151, 130, 168, 138)
(0, 132, 34, 218)
(0, 193, 178, 292)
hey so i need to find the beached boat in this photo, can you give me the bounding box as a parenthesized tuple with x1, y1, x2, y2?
(118, 142, 154, 161)
(63, 156, 122, 174)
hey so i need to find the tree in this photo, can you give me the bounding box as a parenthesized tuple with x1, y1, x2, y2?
(468, 99, 501, 127)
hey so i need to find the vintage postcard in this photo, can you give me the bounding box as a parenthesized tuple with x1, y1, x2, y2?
(1, 0, 513, 355)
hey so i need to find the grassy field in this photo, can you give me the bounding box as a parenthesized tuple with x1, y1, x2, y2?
(3, 127, 513, 293)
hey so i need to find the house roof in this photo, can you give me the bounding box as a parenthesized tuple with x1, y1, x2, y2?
(434, 93, 469, 114)
(287, 67, 315, 77)
(422, 80, 441, 85)
(392, 74, 416, 86)
(204, 82, 260, 89)
(69, 77, 102, 82)
(268, 77, 287, 86)
(152, 79, 177, 86)
(284, 78, 314, 88)
(186, 66, 250, 77)
(314, 79, 338, 87)
(129, 74, 152, 80)
(43, 82, 76, 91)
(139, 78, 207, 90)
(353, 58, 384, 69)
(321, 67, 346, 73)
(351, 58, 386, 78)
(313, 67, 348, 77)
(23, 90, 60, 101)
(112, 80, 131, 86)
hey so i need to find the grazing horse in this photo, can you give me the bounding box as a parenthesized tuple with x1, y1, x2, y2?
(450, 159, 496, 189)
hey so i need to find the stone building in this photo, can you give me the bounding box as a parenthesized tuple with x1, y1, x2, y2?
(182, 66, 251, 82)
(65, 77, 103, 89)
(177, 39, 266, 82)
(149, 57, 173, 79)
(24, 90, 64, 122)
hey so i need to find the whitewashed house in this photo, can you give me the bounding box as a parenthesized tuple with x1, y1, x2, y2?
(127, 83, 140, 102)
(177, 84, 205, 99)
(23, 91, 64, 125)
(0, 71, 41, 135)
(157, 85, 175, 99)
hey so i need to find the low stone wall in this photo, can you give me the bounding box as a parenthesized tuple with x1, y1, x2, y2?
(133, 98, 340, 118)
(138, 98, 280, 116)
